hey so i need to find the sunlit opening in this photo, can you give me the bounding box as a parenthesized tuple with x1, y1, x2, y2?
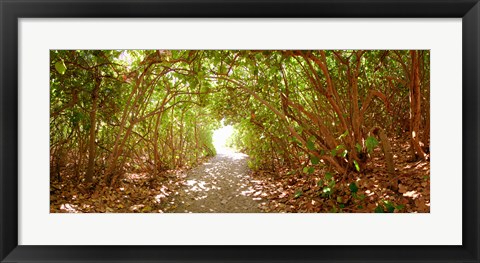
(212, 122, 234, 155)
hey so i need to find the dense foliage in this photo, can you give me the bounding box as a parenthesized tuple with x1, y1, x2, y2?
(50, 50, 430, 212)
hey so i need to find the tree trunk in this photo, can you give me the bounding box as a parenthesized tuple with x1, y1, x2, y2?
(409, 51, 427, 161)
(85, 77, 101, 183)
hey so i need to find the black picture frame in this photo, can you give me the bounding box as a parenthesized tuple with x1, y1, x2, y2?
(1, 0, 479, 262)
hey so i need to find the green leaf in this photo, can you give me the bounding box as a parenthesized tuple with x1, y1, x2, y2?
(303, 167, 309, 174)
(307, 167, 315, 174)
(353, 160, 360, 172)
(349, 182, 359, 193)
(328, 179, 336, 188)
(311, 156, 320, 165)
(294, 190, 303, 198)
(317, 179, 324, 186)
(307, 139, 316, 151)
(341, 150, 348, 158)
(366, 136, 379, 153)
(338, 130, 348, 140)
(142, 205, 153, 212)
(325, 172, 333, 181)
(355, 143, 362, 153)
(55, 60, 67, 75)
(374, 206, 384, 213)
(395, 204, 405, 210)
(384, 201, 395, 213)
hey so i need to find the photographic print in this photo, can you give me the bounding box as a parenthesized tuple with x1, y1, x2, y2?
(50, 50, 430, 213)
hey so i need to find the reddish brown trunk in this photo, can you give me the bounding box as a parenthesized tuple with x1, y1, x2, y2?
(85, 77, 100, 183)
(409, 51, 427, 161)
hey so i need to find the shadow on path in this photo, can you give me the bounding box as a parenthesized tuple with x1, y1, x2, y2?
(170, 149, 262, 213)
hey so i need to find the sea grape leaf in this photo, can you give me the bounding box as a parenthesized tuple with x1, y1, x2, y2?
(366, 136, 379, 153)
(349, 182, 358, 193)
(353, 160, 360, 172)
(355, 143, 362, 153)
(307, 139, 316, 151)
(325, 172, 333, 181)
(335, 144, 345, 151)
(55, 61, 67, 75)
(384, 201, 395, 213)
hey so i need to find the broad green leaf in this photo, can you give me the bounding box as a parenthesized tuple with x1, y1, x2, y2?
(55, 61, 67, 75)
(374, 206, 384, 213)
(366, 136, 379, 153)
(336, 196, 343, 203)
(355, 143, 362, 153)
(325, 172, 333, 181)
(303, 167, 309, 174)
(307, 167, 315, 174)
(311, 156, 320, 165)
(384, 201, 395, 213)
(353, 160, 360, 172)
(328, 179, 336, 188)
(349, 182, 358, 193)
(307, 139, 316, 151)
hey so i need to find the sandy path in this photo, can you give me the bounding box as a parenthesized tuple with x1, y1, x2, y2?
(170, 150, 262, 213)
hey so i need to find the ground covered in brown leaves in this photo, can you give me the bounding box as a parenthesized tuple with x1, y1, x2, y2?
(249, 136, 430, 213)
(51, 137, 429, 213)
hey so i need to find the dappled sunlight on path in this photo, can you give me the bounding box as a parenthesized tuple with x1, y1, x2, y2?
(169, 148, 263, 213)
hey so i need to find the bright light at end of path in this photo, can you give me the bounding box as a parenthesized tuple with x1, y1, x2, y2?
(213, 125, 234, 154)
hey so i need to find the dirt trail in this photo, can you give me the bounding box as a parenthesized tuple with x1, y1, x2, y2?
(170, 150, 262, 213)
